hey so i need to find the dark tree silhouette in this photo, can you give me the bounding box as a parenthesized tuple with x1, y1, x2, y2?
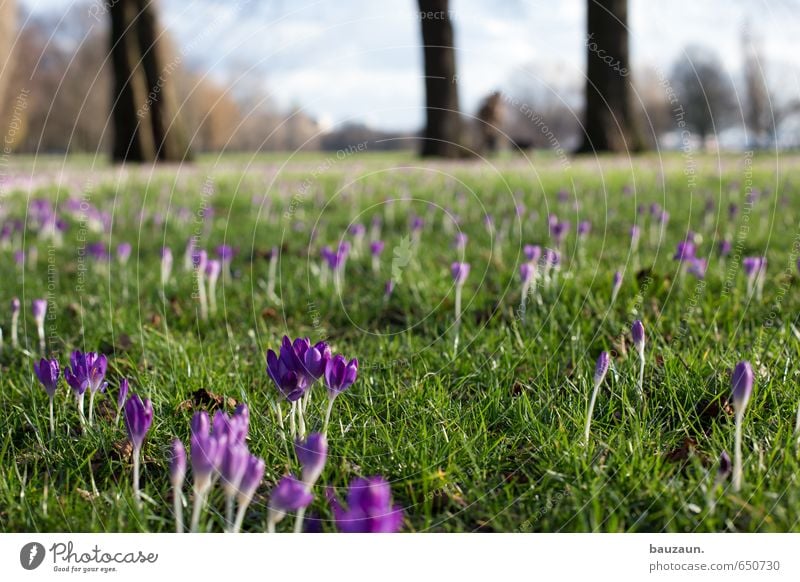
(418, 0, 462, 157)
(671, 47, 735, 148)
(110, 0, 190, 163)
(0, 0, 15, 118)
(578, 0, 642, 153)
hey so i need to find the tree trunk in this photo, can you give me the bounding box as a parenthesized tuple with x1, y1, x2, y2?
(578, 0, 642, 153)
(110, 0, 190, 163)
(0, 0, 16, 122)
(418, 0, 462, 158)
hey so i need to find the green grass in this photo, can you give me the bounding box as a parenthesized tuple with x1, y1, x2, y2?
(1, 152, 799, 532)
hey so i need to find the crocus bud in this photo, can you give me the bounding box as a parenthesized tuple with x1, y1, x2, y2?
(594, 351, 610, 386)
(269, 475, 313, 519)
(11, 297, 20, 314)
(731, 361, 754, 413)
(370, 240, 385, 257)
(631, 320, 645, 353)
(191, 410, 210, 437)
(295, 433, 328, 487)
(206, 259, 221, 280)
(520, 263, 533, 284)
(171, 439, 187, 488)
(237, 454, 265, 505)
(117, 242, 132, 264)
(33, 358, 60, 398)
(32, 299, 47, 324)
(124, 394, 154, 451)
(117, 378, 129, 411)
(220, 443, 249, 497)
(304, 341, 332, 382)
(451, 262, 470, 285)
(524, 245, 541, 262)
(191, 432, 220, 491)
(324, 354, 358, 398)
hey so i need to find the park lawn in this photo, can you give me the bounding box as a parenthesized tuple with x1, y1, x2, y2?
(1, 151, 799, 533)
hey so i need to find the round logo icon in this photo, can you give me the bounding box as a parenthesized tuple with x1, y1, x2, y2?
(20, 542, 46, 570)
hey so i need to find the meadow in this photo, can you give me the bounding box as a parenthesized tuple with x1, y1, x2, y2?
(1, 151, 799, 533)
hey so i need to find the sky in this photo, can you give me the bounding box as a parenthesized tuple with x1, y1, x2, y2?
(20, 0, 800, 131)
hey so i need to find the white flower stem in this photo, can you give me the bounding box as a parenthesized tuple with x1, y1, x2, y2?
(289, 401, 297, 440)
(37, 323, 45, 353)
(232, 498, 250, 533)
(208, 277, 217, 315)
(584, 380, 602, 445)
(11, 312, 19, 348)
(77, 393, 86, 431)
(323, 396, 336, 437)
(132, 447, 142, 508)
(88, 391, 95, 427)
(190, 487, 208, 533)
(173, 487, 184, 533)
(267, 252, 278, 299)
(794, 400, 800, 436)
(49, 397, 54, 435)
(225, 494, 235, 532)
(197, 271, 208, 321)
(293, 507, 306, 533)
(453, 285, 463, 351)
(637, 352, 645, 400)
(297, 399, 306, 438)
(733, 410, 744, 492)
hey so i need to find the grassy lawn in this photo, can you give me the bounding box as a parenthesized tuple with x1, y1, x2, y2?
(1, 152, 799, 533)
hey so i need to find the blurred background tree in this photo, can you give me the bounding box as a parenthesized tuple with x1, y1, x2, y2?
(578, 0, 643, 153)
(418, 0, 462, 158)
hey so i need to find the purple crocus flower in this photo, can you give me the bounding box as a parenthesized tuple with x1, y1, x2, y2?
(191, 431, 221, 490)
(451, 262, 470, 285)
(577, 221, 591, 237)
(237, 455, 265, 506)
(295, 433, 328, 487)
(216, 244, 235, 262)
(327, 476, 404, 533)
(191, 410, 210, 437)
(124, 394, 153, 451)
(611, 271, 623, 301)
(266, 336, 310, 402)
(674, 241, 695, 262)
(632, 320, 645, 353)
(268, 474, 314, 531)
(454, 232, 468, 250)
(594, 351, 610, 386)
(117, 243, 132, 264)
(524, 245, 541, 262)
(171, 439, 186, 488)
(32, 298, 47, 322)
(718, 239, 732, 257)
(731, 360, 754, 492)
(550, 220, 569, 245)
(687, 257, 707, 279)
(731, 361, 754, 413)
(64, 351, 107, 397)
(304, 341, 332, 382)
(324, 354, 359, 398)
(385, 280, 395, 297)
(34, 358, 60, 398)
(370, 240, 385, 257)
(220, 443, 250, 497)
(520, 263, 534, 284)
(35, 358, 60, 433)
